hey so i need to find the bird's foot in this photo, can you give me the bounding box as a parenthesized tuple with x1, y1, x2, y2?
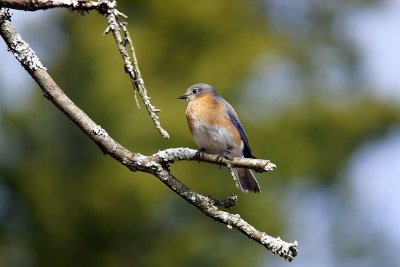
(216, 151, 233, 169)
(217, 151, 234, 161)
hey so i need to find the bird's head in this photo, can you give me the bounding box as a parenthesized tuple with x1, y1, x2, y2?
(178, 83, 218, 102)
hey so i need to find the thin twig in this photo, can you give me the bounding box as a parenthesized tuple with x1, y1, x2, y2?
(102, 3, 170, 139)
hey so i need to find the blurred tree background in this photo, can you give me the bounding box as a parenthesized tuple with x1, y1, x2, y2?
(1, 0, 400, 266)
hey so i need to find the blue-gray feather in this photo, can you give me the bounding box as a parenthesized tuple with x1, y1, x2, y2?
(224, 103, 255, 159)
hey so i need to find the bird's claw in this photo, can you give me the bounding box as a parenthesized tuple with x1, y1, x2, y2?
(216, 151, 233, 169)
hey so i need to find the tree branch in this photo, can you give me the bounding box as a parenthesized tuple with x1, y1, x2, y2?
(0, 4, 298, 262)
(152, 147, 276, 172)
(0, 0, 105, 11)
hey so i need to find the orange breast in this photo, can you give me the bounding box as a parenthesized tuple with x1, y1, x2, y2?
(185, 93, 241, 147)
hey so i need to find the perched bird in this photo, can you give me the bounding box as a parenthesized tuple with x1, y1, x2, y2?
(178, 83, 260, 193)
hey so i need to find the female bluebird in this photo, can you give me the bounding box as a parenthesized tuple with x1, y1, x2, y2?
(178, 83, 260, 193)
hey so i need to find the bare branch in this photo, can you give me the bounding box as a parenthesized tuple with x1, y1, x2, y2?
(102, 5, 170, 139)
(0, 0, 107, 11)
(152, 147, 277, 173)
(152, 169, 298, 262)
(0, 6, 297, 262)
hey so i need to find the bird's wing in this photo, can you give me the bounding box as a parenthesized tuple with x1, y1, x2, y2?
(223, 99, 255, 159)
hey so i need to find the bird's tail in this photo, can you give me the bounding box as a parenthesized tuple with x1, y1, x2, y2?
(233, 168, 260, 193)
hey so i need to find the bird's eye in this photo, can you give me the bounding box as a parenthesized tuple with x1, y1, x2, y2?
(192, 88, 199, 94)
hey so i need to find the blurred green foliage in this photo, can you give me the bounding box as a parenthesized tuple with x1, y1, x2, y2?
(0, 0, 399, 267)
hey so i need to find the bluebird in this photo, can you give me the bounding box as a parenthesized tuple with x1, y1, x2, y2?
(178, 83, 260, 193)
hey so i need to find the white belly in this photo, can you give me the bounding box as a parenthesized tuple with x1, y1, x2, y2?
(191, 120, 242, 156)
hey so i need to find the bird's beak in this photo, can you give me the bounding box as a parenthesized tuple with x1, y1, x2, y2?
(178, 94, 187, 100)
